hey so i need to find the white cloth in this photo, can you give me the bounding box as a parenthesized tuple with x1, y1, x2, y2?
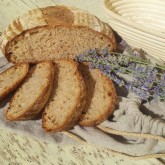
(1, 57, 165, 157)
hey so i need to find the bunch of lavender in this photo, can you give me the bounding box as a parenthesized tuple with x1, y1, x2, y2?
(76, 48, 165, 101)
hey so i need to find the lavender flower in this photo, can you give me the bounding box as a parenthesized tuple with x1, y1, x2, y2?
(76, 48, 165, 101)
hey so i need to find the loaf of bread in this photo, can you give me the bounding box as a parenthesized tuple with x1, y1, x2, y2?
(78, 63, 117, 126)
(42, 60, 86, 132)
(5, 62, 54, 120)
(0, 64, 29, 100)
(0, 6, 116, 63)
(1, 6, 116, 53)
(5, 26, 114, 63)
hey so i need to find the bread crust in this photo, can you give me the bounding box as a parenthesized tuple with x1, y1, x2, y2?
(1, 6, 116, 56)
(5, 25, 115, 63)
(5, 62, 54, 120)
(0, 64, 29, 101)
(41, 6, 74, 26)
(42, 60, 86, 132)
(79, 68, 117, 126)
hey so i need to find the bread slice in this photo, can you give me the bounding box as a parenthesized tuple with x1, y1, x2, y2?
(78, 63, 117, 126)
(1, 6, 116, 55)
(0, 64, 29, 100)
(42, 60, 86, 132)
(5, 26, 114, 63)
(5, 62, 54, 121)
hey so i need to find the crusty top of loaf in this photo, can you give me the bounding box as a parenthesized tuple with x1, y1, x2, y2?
(0, 5, 116, 54)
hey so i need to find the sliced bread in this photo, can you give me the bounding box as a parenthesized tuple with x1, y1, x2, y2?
(5, 26, 114, 63)
(5, 62, 54, 120)
(78, 63, 117, 126)
(0, 64, 29, 101)
(42, 60, 86, 132)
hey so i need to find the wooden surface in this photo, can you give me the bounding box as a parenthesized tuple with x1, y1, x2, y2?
(0, 0, 165, 164)
(0, 128, 164, 165)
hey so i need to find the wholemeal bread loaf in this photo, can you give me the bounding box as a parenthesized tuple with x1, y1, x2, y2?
(1, 6, 116, 55)
(5, 25, 114, 63)
(0, 64, 29, 101)
(78, 63, 117, 126)
(42, 60, 86, 132)
(5, 62, 54, 120)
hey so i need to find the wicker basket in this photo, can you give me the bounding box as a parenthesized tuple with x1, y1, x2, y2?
(102, 0, 165, 61)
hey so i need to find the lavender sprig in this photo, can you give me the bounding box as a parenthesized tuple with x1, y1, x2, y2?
(76, 48, 165, 101)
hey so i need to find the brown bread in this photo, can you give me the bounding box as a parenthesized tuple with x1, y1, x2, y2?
(0, 64, 29, 100)
(5, 26, 114, 63)
(42, 60, 86, 132)
(1, 6, 116, 55)
(78, 63, 117, 126)
(5, 62, 54, 120)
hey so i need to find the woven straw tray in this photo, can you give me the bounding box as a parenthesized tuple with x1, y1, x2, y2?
(102, 0, 165, 61)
